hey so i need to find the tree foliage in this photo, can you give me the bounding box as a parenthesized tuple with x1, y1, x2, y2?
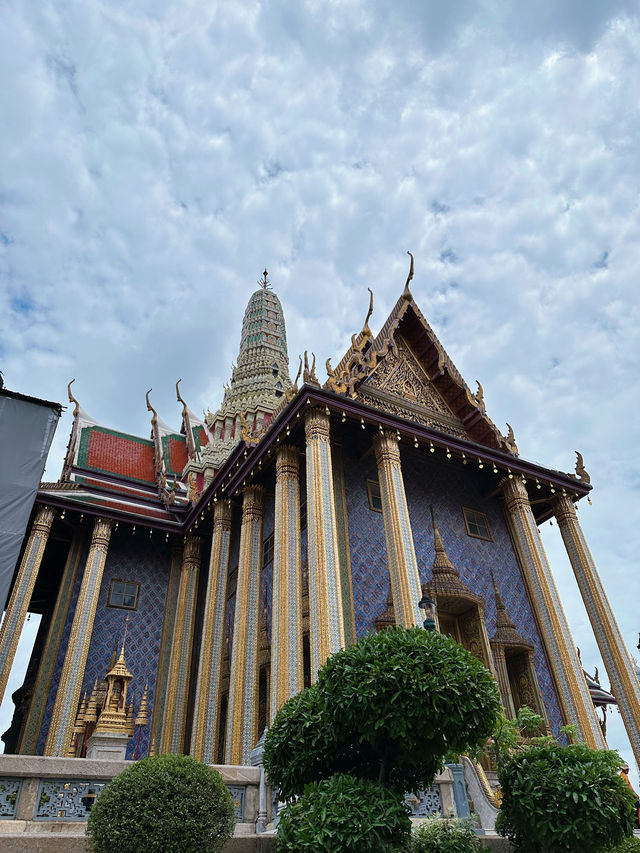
(264, 627, 501, 796)
(404, 816, 483, 853)
(275, 774, 411, 853)
(496, 743, 637, 853)
(87, 754, 235, 853)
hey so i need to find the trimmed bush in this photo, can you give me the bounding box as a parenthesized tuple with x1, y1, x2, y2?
(265, 627, 501, 796)
(405, 817, 482, 853)
(275, 773, 411, 853)
(606, 839, 640, 853)
(496, 743, 637, 853)
(87, 753, 235, 853)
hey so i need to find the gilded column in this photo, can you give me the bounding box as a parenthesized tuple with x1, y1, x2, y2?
(19, 531, 84, 754)
(226, 486, 264, 765)
(191, 501, 233, 762)
(553, 493, 640, 766)
(45, 517, 113, 756)
(161, 534, 203, 754)
(0, 505, 56, 708)
(304, 408, 345, 679)
(501, 477, 603, 747)
(270, 446, 303, 720)
(372, 430, 422, 628)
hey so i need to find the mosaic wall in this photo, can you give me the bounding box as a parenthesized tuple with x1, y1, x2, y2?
(37, 529, 172, 757)
(342, 442, 564, 734)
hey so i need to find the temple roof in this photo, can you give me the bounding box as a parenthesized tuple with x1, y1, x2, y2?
(325, 259, 516, 454)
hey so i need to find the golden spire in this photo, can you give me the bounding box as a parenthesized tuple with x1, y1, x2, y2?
(126, 699, 135, 737)
(134, 682, 150, 728)
(374, 584, 396, 632)
(84, 680, 99, 724)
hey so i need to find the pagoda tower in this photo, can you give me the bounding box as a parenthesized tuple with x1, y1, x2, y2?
(187, 270, 293, 482)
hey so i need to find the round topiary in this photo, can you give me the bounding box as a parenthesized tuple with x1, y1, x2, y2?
(405, 817, 482, 853)
(265, 627, 500, 797)
(496, 743, 637, 853)
(275, 773, 411, 853)
(87, 754, 235, 853)
(318, 626, 501, 792)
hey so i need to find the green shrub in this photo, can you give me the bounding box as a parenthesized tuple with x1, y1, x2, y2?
(87, 753, 235, 853)
(275, 773, 411, 853)
(496, 743, 637, 853)
(605, 838, 640, 853)
(265, 627, 501, 796)
(405, 817, 482, 853)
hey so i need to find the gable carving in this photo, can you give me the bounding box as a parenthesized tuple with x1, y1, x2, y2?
(368, 338, 451, 416)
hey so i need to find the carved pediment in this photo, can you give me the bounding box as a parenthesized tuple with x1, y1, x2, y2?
(358, 337, 467, 439)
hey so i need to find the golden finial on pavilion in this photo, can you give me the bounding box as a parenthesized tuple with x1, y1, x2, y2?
(176, 378, 188, 416)
(403, 251, 414, 299)
(67, 379, 80, 418)
(505, 423, 519, 456)
(145, 388, 158, 430)
(85, 680, 99, 724)
(474, 381, 485, 409)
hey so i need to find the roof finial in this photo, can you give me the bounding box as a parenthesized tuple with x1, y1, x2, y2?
(259, 269, 271, 290)
(67, 379, 80, 418)
(145, 388, 157, 423)
(176, 378, 188, 416)
(362, 288, 374, 337)
(403, 251, 414, 299)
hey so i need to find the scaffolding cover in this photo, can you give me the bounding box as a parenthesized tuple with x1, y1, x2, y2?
(0, 391, 61, 611)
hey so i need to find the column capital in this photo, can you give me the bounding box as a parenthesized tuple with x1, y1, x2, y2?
(372, 429, 401, 468)
(551, 493, 578, 526)
(32, 505, 56, 535)
(213, 499, 233, 531)
(241, 485, 264, 520)
(90, 517, 113, 553)
(500, 475, 529, 511)
(183, 534, 203, 564)
(304, 406, 330, 442)
(276, 444, 299, 479)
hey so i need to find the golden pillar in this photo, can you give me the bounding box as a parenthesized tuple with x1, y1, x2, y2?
(0, 505, 56, 708)
(553, 493, 640, 766)
(161, 534, 203, 754)
(45, 517, 113, 756)
(372, 430, 422, 628)
(226, 486, 264, 765)
(191, 501, 233, 762)
(19, 531, 84, 754)
(270, 446, 304, 720)
(501, 477, 604, 747)
(304, 408, 345, 679)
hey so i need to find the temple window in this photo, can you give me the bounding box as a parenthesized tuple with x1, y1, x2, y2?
(462, 507, 492, 541)
(108, 579, 140, 610)
(263, 533, 274, 567)
(272, 362, 279, 377)
(367, 480, 383, 512)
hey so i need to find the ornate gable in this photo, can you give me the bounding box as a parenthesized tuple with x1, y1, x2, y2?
(359, 336, 468, 441)
(324, 260, 516, 453)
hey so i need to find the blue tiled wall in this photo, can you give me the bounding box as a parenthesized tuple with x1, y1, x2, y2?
(37, 528, 172, 757)
(342, 441, 564, 734)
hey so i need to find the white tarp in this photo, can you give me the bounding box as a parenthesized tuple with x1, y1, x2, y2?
(0, 392, 60, 611)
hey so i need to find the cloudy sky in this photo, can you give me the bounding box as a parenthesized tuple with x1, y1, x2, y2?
(2, 0, 639, 782)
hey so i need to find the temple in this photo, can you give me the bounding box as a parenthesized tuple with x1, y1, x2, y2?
(1, 260, 639, 775)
